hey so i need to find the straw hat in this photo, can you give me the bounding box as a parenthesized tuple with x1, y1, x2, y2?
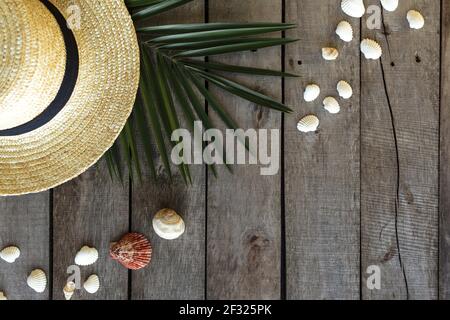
(0, 0, 140, 195)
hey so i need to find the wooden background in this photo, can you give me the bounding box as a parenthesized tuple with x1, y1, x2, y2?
(0, 0, 448, 300)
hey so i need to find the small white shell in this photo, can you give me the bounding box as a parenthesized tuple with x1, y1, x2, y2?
(303, 84, 321, 102)
(337, 80, 353, 99)
(0, 246, 20, 263)
(407, 10, 425, 30)
(0, 292, 7, 300)
(63, 281, 76, 301)
(322, 47, 339, 61)
(341, 0, 365, 18)
(336, 21, 353, 42)
(83, 275, 100, 294)
(323, 97, 341, 114)
(27, 269, 47, 293)
(75, 246, 98, 266)
(153, 209, 186, 240)
(361, 38, 382, 60)
(297, 115, 319, 133)
(380, 0, 398, 12)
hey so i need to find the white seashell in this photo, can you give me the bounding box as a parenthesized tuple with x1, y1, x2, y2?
(341, 0, 365, 18)
(380, 0, 398, 12)
(407, 10, 425, 30)
(27, 269, 47, 293)
(63, 281, 76, 301)
(0, 246, 20, 263)
(153, 209, 186, 240)
(303, 84, 320, 102)
(83, 275, 100, 294)
(336, 21, 353, 42)
(322, 47, 339, 61)
(360, 39, 382, 60)
(0, 292, 7, 300)
(323, 97, 341, 114)
(297, 115, 319, 133)
(75, 246, 98, 266)
(337, 80, 353, 99)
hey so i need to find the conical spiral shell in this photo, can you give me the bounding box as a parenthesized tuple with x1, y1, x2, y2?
(336, 21, 353, 42)
(303, 84, 320, 102)
(153, 209, 186, 240)
(0, 246, 20, 263)
(110, 233, 152, 270)
(323, 97, 341, 114)
(361, 38, 382, 60)
(0, 292, 7, 300)
(27, 269, 47, 293)
(407, 10, 425, 30)
(380, 0, 398, 12)
(341, 0, 365, 18)
(63, 281, 76, 300)
(83, 275, 100, 294)
(297, 115, 319, 133)
(337, 81, 353, 99)
(74, 246, 98, 266)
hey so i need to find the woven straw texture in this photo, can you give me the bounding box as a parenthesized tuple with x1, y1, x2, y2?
(0, 0, 140, 196)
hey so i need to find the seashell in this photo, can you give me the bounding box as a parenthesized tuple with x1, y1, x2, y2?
(323, 97, 341, 114)
(407, 10, 425, 30)
(360, 38, 382, 60)
(83, 275, 100, 294)
(341, 0, 365, 18)
(336, 21, 353, 42)
(303, 84, 320, 102)
(337, 80, 353, 99)
(27, 269, 47, 293)
(110, 233, 152, 270)
(0, 292, 7, 300)
(322, 47, 339, 61)
(0, 246, 20, 263)
(74, 246, 98, 266)
(63, 281, 76, 300)
(153, 208, 186, 240)
(380, 0, 398, 12)
(297, 115, 319, 133)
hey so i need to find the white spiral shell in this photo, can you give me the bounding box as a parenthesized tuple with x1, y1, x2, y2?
(303, 84, 321, 102)
(322, 47, 339, 61)
(341, 0, 365, 18)
(336, 21, 353, 42)
(63, 281, 76, 300)
(153, 209, 186, 240)
(83, 275, 100, 294)
(380, 0, 398, 12)
(0, 292, 7, 300)
(0, 246, 20, 263)
(360, 38, 383, 60)
(407, 10, 425, 30)
(337, 81, 353, 99)
(323, 97, 341, 114)
(297, 115, 320, 133)
(27, 269, 47, 293)
(75, 246, 99, 266)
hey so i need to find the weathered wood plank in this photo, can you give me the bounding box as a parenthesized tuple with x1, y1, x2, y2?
(52, 161, 129, 300)
(206, 0, 282, 300)
(284, 0, 361, 299)
(131, 1, 206, 300)
(0, 193, 50, 300)
(361, 0, 439, 299)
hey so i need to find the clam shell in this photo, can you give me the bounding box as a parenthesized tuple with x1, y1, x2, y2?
(337, 80, 353, 99)
(360, 38, 382, 60)
(153, 209, 186, 240)
(380, 0, 398, 12)
(297, 115, 319, 133)
(323, 97, 341, 114)
(0, 292, 7, 300)
(341, 0, 365, 18)
(74, 246, 98, 266)
(322, 47, 339, 61)
(27, 269, 47, 293)
(336, 21, 353, 42)
(110, 233, 152, 270)
(63, 281, 76, 300)
(0, 246, 20, 263)
(83, 275, 100, 294)
(303, 84, 320, 102)
(407, 10, 424, 30)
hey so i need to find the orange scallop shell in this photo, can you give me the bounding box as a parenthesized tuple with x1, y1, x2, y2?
(110, 233, 152, 270)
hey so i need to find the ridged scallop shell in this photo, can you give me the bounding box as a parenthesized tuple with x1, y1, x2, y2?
(63, 281, 76, 300)
(27, 269, 47, 293)
(323, 97, 341, 114)
(341, 0, 365, 18)
(361, 38, 382, 60)
(153, 209, 186, 240)
(297, 115, 319, 133)
(380, 0, 398, 12)
(337, 80, 353, 99)
(83, 275, 100, 294)
(336, 21, 353, 42)
(74, 246, 98, 266)
(322, 47, 339, 61)
(110, 233, 152, 270)
(0, 246, 20, 263)
(0, 292, 7, 300)
(303, 84, 320, 102)
(407, 10, 425, 30)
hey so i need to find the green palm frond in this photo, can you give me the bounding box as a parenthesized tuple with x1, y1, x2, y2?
(107, 0, 298, 183)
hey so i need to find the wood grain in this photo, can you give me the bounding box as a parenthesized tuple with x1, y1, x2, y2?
(52, 161, 129, 300)
(206, 0, 282, 300)
(0, 193, 50, 300)
(284, 0, 361, 300)
(361, 0, 440, 299)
